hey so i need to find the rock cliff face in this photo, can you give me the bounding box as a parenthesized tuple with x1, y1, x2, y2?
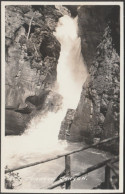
(68, 6, 120, 153)
(5, 5, 69, 135)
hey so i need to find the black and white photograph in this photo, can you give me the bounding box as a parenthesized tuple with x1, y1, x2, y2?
(1, 1, 124, 193)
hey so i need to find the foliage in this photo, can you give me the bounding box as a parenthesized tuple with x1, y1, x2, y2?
(5, 166, 22, 189)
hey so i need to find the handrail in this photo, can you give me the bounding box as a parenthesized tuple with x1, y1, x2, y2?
(47, 156, 119, 189)
(5, 136, 119, 174)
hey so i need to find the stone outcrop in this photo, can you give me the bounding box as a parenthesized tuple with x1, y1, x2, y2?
(5, 5, 69, 135)
(59, 109, 76, 140)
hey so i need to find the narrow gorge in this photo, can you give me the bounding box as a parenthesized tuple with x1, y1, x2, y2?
(5, 5, 120, 153)
(4, 4, 120, 190)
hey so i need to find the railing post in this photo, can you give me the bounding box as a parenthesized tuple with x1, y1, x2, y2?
(65, 155, 71, 189)
(105, 165, 111, 189)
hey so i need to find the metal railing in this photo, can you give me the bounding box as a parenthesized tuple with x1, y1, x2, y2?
(5, 135, 119, 189)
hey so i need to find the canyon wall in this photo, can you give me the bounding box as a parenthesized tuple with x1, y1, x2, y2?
(5, 5, 70, 135)
(68, 6, 120, 153)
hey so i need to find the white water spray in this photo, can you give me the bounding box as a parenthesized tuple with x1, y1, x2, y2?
(54, 15, 88, 109)
(5, 15, 88, 162)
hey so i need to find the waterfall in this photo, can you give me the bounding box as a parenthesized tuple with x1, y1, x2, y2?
(54, 15, 88, 109)
(5, 15, 88, 160)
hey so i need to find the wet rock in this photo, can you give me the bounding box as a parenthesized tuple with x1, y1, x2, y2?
(25, 90, 50, 108)
(5, 110, 30, 135)
(63, 5, 78, 17)
(59, 109, 76, 140)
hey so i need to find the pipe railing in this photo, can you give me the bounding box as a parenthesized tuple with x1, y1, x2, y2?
(47, 156, 119, 189)
(5, 135, 119, 174)
(5, 135, 119, 189)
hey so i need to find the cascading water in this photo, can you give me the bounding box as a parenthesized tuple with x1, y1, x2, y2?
(5, 15, 88, 164)
(55, 15, 87, 109)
